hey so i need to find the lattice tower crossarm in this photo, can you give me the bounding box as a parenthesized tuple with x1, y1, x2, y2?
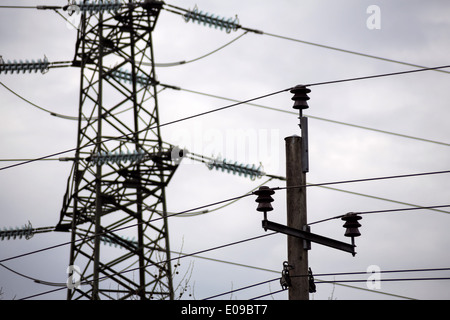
(56, 0, 180, 300)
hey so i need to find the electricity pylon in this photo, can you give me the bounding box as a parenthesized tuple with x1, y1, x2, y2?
(55, 1, 180, 300)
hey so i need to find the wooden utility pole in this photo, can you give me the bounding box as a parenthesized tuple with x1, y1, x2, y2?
(258, 85, 357, 300)
(285, 135, 309, 300)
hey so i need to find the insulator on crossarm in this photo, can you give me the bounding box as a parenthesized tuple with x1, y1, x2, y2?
(65, 0, 122, 15)
(98, 235, 137, 249)
(0, 221, 34, 241)
(342, 212, 362, 255)
(254, 186, 275, 214)
(88, 149, 147, 166)
(0, 56, 49, 75)
(206, 157, 264, 180)
(107, 68, 155, 87)
(342, 212, 362, 238)
(184, 5, 240, 33)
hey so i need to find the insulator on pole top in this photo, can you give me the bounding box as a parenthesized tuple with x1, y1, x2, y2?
(0, 56, 49, 75)
(183, 5, 240, 33)
(290, 85, 311, 112)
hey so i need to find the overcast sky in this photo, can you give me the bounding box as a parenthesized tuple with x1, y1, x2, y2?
(1, 0, 450, 300)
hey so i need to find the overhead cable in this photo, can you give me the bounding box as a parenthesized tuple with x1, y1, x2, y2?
(305, 65, 450, 87)
(3, 2, 450, 77)
(18, 232, 278, 300)
(164, 3, 450, 75)
(203, 277, 280, 300)
(313, 184, 450, 215)
(152, 31, 249, 67)
(316, 277, 450, 284)
(0, 81, 81, 120)
(308, 205, 450, 225)
(0, 191, 257, 264)
(0, 86, 291, 172)
(262, 32, 450, 75)
(275, 169, 450, 193)
(210, 267, 450, 300)
(2, 64, 450, 173)
(2, 167, 448, 262)
(173, 86, 450, 147)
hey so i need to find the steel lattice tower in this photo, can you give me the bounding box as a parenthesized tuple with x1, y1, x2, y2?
(55, 0, 179, 300)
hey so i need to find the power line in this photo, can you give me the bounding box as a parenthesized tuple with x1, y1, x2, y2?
(172, 86, 450, 147)
(4, 214, 444, 300)
(1, 169, 448, 261)
(5, 2, 448, 79)
(152, 31, 249, 67)
(4, 195, 448, 297)
(0, 190, 256, 264)
(309, 205, 450, 225)
(357, 205, 450, 216)
(0, 263, 66, 287)
(171, 177, 274, 217)
(1, 80, 169, 121)
(0, 81, 79, 119)
(163, 2, 450, 76)
(0, 86, 291, 172)
(250, 289, 286, 300)
(249, 276, 450, 300)
(2, 1, 446, 300)
(313, 278, 415, 300)
(160, 251, 418, 300)
(312, 184, 450, 215)
(5, 2, 449, 81)
(205, 267, 450, 300)
(262, 32, 450, 75)
(275, 169, 450, 192)
(0, 6, 38, 9)
(6, 183, 447, 294)
(0, 158, 61, 162)
(203, 277, 280, 300)
(305, 64, 450, 87)
(2, 63, 450, 173)
(27, 273, 434, 301)
(1, 81, 82, 120)
(316, 277, 450, 284)
(18, 232, 278, 300)
(294, 267, 450, 278)
(3, 153, 448, 219)
(5, 206, 440, 299)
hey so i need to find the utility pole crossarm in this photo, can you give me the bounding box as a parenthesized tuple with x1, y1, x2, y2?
(262, 220, 356, 255)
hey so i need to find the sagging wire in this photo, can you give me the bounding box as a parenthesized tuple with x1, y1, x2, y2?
(2, 63, 450, 172)
(18, 231, 278, 300)
(152, 31, 249, 67)
(308, 205, 450, 226)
